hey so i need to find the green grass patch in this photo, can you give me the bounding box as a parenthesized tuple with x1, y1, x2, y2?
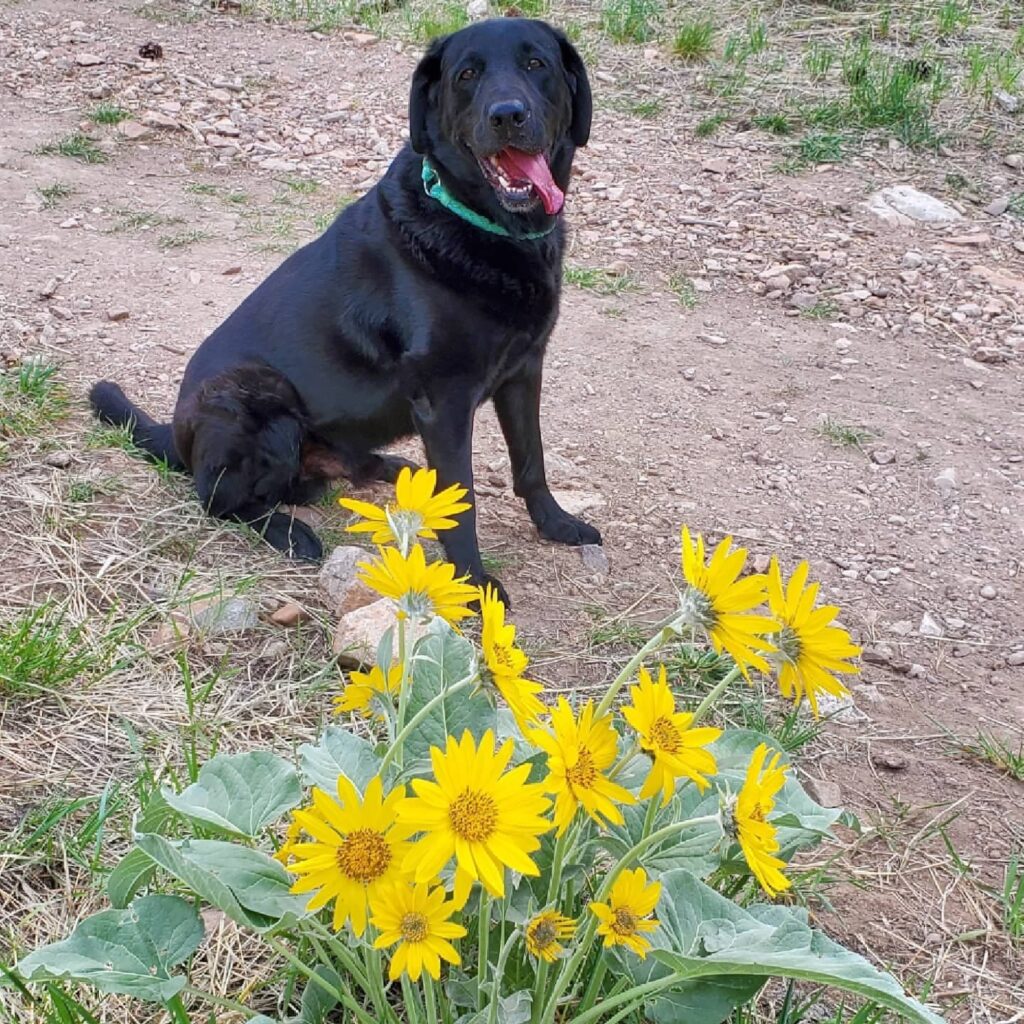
(801, 299, 839, 320)
(36, 133, 107, 164)
(695, 112, 729, 137)
(752, 112, 791, 135)
(669, 273, 698, 309)
(90, 103, 130, 126)
(804, 41, 835, 81)
(402, 1, 468, 42)
(1001, 852, 1024, 944)
(37, 182, 74, 209)
(601, 0, 662, 44)
(961, 729, 1024, 781)
(158, 228, 210, 250)
(629, 98, 662, 119)
(0, 361, 69, 438)
(935, 0, 972, 37)
(564, 265, 637, 296)
(672, 17, 715, 61)
(816, 417, 871, 448)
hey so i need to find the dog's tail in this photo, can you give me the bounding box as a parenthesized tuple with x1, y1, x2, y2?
(88, 380, 186, 470)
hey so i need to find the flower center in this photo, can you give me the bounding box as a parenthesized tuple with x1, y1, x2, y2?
(399, 589, 436, 620)
(449, 789, 498, 842)
(387, 507, 425, 544)
(336, 828, 392, 883)
(529, 918, 558, 949)
(611, 907, 638, 936)
(650, 717, 682, 754)
(400, 911, 429, 943)
(566, 748, 597, 790)
(777, 625, 802, 664)
(679, 586, 717, 631)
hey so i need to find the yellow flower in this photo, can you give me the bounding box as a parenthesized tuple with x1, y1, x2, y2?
(528, 698, 635, 836)
(339, 467, 471, 546)
(589, 868, 661, 958)
(357, 544, 478, 626)
(525, 910, 576, 963)
(333, 663, 403, 719)
(285, 776, 412, 935)
(767, 557, 862, 717)
(370, 881, 466, 982)
(680, 526, 778, 677)
(479, 584, 545, 729)
(734, 743, 791, 899)
(621, 664, 722, 806)
(397, 730, 551, 903)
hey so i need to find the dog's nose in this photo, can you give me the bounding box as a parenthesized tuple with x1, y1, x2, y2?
(488, 99, 530, 131)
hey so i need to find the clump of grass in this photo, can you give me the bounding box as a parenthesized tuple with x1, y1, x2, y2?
(672, 17, 715, 61)
(695, 112, 729, 137)
(403, 1, 468, 42)
(802, 299, 839, 320)
(724, 17, 767, 64)
(780, 131, 845, 171)
(184, 181, 219, 196)
(669, 273, 698, 309)
(935, 0, 972, 37)
(112, 208, 183, 232)
(961, 730, 1024, 781)
(313, 195, 357, 234)
(158, 228, 210, 250)
(90, 103, 130, 126)
(0, 605, 102, 698)
(585, 606, 647, 648)
(1001, 853, 1024, 943)
(804, 41, 835, 80)
(816, 417, 871, 448)
(1007, 194, 1024, 220)
(753, 112, 791, 135)
(563, 265, 636, 296)
(601, 0, 662, 44)
(494, 0, 548, 14)
(630, 98, 662, 119)
(37, 181, 74, 208)
(285, 177, 320, 195)
(36, 133, 107, 164)
(0, 361, 69, 438)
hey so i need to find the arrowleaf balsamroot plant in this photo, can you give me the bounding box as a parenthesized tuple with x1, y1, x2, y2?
(15, 469, 945, 1024)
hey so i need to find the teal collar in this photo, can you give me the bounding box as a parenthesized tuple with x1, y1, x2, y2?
(421, 157, 555, 241)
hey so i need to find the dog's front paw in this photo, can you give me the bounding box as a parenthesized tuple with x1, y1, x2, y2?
(537, 512, 602, 548)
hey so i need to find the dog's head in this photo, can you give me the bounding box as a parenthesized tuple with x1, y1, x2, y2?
(409, 18, 591, 231)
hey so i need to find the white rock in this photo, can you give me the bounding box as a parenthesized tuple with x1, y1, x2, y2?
(864, 185, 962, 226)
(332, 598, 428, 667)
(466, 0, 489, 18)
(919, 612, 944, 638)
(933, 467, 958, 494)
(75, 52, 104, 66)
(551, 489, 605, 516)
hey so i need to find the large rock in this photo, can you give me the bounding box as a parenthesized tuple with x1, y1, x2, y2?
(332, 598, 427, 668)
(319, 545, 376, 616)
(864, 185, 962, 226)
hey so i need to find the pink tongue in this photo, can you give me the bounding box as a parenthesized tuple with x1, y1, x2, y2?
(497, 148, 564, 215)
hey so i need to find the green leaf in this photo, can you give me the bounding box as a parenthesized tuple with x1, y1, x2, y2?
(496, 990, 532, 1024)
(135, 833, 308, 932)
(162, 751, 302, 838)
(107, 848, 157, 909)
(16, 895, 202, 1003)
(401, 622, 499, 770)
(299, 965, 342, 1023)
(649, 870, 944, 1024)
(299, 725, 383, 795)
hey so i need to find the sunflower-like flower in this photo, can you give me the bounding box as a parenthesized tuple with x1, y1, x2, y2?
(679, 526, 779, 677)
(357, 544, 478, 626)
(733, 743, 791, 899)
(621, 664, 722, 806)
(396, 730, 551, 904)
(478, 584, 545, 729)
(285, 776, 412, 935)
(767, 557, 861, 717)
(528, 698, 635, 836)
(524, 910, 576, 963)
(370, 881, 466, 982)
(339, 467, 471, 549)
(333, 663, 403, 720)
(589, 868, 661, 958)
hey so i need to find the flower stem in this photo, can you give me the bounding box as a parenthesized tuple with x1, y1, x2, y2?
(576, 954, 608, 1017)
(181, 987, 254, 1017)
(640, 796, 659, 840)
(593, 613, 683, 720)
(424, 974, 440, 1024)
(304, 918, 371, 992)
(164, 995, 191, 1024)
(393, 616, 410, 768)
(690, 663, 743, 725)
(378, 676, 474, 777)
(486, 930, 520, 1024)
(401, 976, 424, 1024)
(570, 974, 686, 1024)
(476, 892, 491, 1011)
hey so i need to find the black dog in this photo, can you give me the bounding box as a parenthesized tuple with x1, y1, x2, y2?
(90, 18, 601, 601)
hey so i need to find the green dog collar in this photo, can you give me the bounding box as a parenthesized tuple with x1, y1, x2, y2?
(421, 157, 556, 241)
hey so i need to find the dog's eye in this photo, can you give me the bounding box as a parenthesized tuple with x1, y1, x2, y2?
(526, 58, 544, 70)
(458, 67, 477, 81)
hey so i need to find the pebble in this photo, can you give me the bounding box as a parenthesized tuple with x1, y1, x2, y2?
(74, 52, 104, 66)
(1004, 153, 1023, 170)
(106, 307, 130, 322)
(933, 467, 958, 494)
(697, 333, 729, 346)
(804, 778, 842, 808)
(578, 544, 609, 575)
(870, 448, 896, 465)
(919, 612, 944, 638)
(187, 596, 261, 633)
(270, 602, 311, 627)
(42, 450, 74, 468)
(980, 584, 997, 600)
(871, 748, 909, 770)
(1007, 651, 1024, 667)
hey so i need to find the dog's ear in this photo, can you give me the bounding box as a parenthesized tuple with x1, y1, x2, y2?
(549, 26, 592, 147)
(409, 35, 448, 154)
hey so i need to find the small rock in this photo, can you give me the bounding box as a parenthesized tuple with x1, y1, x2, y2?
(870, 448, 896, 465)
(701, 158, 731, 175)
(270, 602, 312, 627)
(919, 612, 944, 638)
(43, 450, 74, 469)
(933, 467, 958, 494)
(187, 595, 261, 633)
(142, 110, 180, 130)
(995, 90, 1020, 114)
(39, 277, 60, 299)
(550, 489, 605, 516)
(788, 289, 819, 310)
(578, 544, 608, 575)
(945, 233, 990, 247)
(319, 544, 376, 616)
(980, 584, 997, 600)
(1007, 651, 1024, 667)
(862, 646, 893, 666)
(222, 264, 242, 275)
(332, 597, 427, 667)
(907, 663, 927, 679)
(871, 748, 909, 771)
(75, 52, 104, 66)
(984, 197, 1010, 217)
(117, 120, 152, 141)
(106, 307, 130, 322)
(697, 333, 729, 346)
(1004, 153, 1024, 170)
(466, 0, 489, 17)
(804, 777, 842, 808)
(902, 251, 924, 269)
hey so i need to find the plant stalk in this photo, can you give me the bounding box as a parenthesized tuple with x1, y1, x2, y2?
(593, 613, 683, 719)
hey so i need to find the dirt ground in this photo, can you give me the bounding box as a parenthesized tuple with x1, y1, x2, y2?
(1, 1, 1023, 1022)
